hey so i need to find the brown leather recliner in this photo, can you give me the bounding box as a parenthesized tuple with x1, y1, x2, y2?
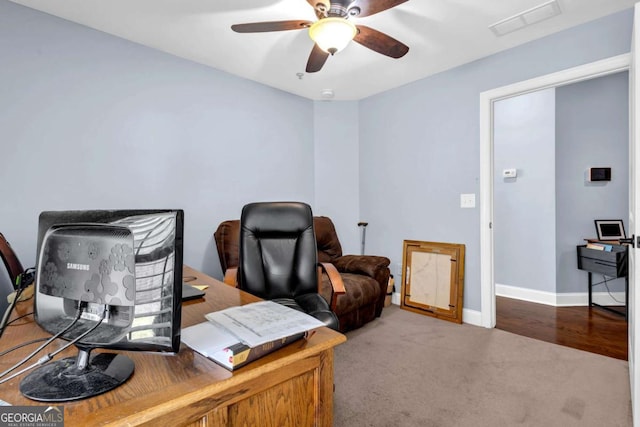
(214, 216, 391, 332)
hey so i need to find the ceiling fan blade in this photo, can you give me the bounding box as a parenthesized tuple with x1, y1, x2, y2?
(231, 20, 312, 33)
(306, 44, 330, 73)
(350, 0, 408, 17)
(354, 25, 409, 58)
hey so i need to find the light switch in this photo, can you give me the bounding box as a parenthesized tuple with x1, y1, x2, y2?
(460, 194, 475, 208)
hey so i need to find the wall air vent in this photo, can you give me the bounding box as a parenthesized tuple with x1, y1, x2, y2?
(489, 0, 562, 37)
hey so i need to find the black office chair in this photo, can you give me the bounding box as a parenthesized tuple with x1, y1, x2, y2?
(238, 202, 339, 330)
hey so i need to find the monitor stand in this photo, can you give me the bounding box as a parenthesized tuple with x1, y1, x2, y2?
(19, 347, 134, 402)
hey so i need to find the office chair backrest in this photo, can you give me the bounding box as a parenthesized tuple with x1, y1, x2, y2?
(239, 202, 318, 300)
(0, 232, 24, 288)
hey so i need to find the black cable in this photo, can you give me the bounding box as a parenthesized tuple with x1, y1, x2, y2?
(0, 268, 35, 337)
(0, 337, 49, 358)
(0, 305, 107, 384)
(0, 277, 26, 339)
(0, 302, 84, 381)
(601, 275, 625, 305)
(6, 312, 33, 326)
(48, 306, 106, 358)
(590, 277, 616, 287)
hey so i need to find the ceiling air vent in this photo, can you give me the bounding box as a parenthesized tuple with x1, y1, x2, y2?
(489, 0, 562, 37)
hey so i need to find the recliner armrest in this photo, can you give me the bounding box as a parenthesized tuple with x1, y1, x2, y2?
(333, 255, 390, 278)
(223, 267, 238, 287)
(318, 262, 345, 312)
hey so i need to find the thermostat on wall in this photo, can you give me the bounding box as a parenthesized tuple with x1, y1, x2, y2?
(502, 168, 517, 178)
(588, 167, 611, 182)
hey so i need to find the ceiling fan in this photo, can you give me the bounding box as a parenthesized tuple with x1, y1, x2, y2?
(231, 0, 410, 73)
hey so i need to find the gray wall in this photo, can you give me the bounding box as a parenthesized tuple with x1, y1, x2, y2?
(0, 0, 634, 314)
(313, 101, 360, 255)
(358, 9, 632, 311)
(494, 89, 557, 294)
(0, 0, 316, 278)
(556, 72, 629, 294)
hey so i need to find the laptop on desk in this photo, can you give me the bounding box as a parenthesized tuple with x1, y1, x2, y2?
(182, 283, 205, 301)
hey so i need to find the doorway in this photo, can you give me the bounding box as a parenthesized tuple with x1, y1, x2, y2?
(479, 53, 631, 329)
(489, 70, 630, 359)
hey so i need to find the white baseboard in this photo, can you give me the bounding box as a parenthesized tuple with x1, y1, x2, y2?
(391, 292, 401, 306)
(389, 292, 483, 326)
(462, 308, 483, 326)
(390, 284, 621, 326)
(496, 283, 625, 307)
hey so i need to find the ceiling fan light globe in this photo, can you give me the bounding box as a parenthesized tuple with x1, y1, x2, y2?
(309, 17, 356, 55)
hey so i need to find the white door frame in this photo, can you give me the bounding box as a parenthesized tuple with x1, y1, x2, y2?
(628, 5, 639, 422)
(479, 53, 631, 328)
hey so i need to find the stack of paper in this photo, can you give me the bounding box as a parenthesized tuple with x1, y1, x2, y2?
(181, 301, 325, 370)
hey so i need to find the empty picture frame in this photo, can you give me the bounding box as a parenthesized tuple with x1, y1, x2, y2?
(594, 219, 626, 241)
(401, 240, 465, 324)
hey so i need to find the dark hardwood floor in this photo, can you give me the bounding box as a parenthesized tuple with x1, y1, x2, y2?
(496, 296, 628, 360)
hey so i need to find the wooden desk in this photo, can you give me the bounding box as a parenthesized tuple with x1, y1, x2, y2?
(0, 266, 346, 426)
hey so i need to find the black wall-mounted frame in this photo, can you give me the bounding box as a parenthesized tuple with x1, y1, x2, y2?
(588, 167, 611, 182)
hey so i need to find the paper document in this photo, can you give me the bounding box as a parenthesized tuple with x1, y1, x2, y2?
(205, 301, 325, 347)
(181, 321, 239, 358)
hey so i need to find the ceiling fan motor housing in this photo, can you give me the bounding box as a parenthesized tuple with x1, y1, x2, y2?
(315, 1, 360, 18)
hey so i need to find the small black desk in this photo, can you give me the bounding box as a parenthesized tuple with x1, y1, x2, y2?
(577, 244, 628, 319)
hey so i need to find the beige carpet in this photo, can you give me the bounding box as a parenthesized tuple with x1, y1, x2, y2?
(334, 305, 632, 427)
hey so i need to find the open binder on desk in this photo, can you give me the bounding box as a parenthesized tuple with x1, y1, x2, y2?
(181, 301, 324, 370)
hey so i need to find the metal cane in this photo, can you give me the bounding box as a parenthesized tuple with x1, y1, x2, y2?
(357, 222, 368, 255)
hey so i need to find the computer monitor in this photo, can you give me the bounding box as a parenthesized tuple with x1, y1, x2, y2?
(19, 209, 184, 402)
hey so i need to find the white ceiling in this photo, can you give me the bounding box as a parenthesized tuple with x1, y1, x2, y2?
(9, 0, 638, 100)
